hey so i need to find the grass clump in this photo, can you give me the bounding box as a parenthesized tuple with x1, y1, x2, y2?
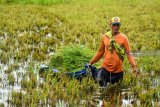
(49, 44, 95, 72)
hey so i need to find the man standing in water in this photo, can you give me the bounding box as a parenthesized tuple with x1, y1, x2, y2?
(89, 17, 138, 87)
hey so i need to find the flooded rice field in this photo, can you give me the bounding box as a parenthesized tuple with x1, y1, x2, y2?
(1, 0, 160, 106)
(0, 29, 159, 107)
(0, 53, 159, 107)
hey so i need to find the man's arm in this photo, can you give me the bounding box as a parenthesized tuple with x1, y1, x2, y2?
(124, 37, 138, 74)
(89, 36, 105, 65)
(126, 52, 137, 67)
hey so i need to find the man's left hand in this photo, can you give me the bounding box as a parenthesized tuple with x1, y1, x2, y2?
(132, 66, 139, 75)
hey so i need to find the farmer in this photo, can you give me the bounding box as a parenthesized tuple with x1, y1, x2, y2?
(89, 17, 138, 87)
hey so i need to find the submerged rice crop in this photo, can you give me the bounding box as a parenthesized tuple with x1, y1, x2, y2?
(0, 0, 160, 106)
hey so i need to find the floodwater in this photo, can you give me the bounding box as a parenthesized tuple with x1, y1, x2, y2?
(0, 52, 160, 107)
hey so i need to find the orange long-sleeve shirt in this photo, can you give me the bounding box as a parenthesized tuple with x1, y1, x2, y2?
(89, 33, 136, 73)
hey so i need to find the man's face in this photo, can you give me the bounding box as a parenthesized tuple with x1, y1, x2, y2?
(111, 23, 120, 33)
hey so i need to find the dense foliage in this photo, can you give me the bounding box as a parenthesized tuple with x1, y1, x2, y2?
(49, 44, 95, 72)
(0, 0, 160, 63)
(0, 0, 159, 106)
